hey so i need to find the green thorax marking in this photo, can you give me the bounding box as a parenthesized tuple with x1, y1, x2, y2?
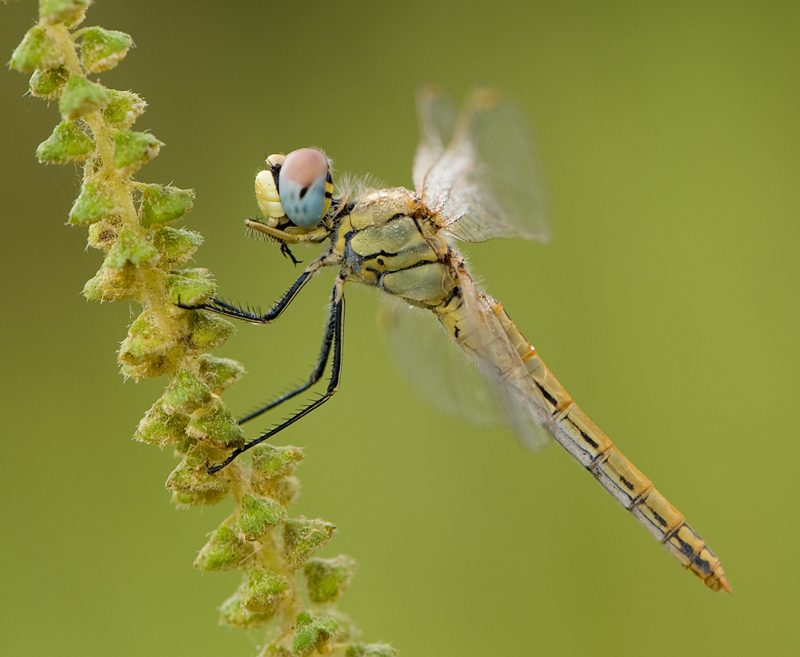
(332, 188, 458, 307)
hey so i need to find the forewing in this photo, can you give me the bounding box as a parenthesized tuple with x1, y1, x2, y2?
(412, 85, 459, 193)
(380, 296, 505, 427)
(379, 294, 552, 452)
(421, 88, 550, 244)
(450, 269, 556, 450)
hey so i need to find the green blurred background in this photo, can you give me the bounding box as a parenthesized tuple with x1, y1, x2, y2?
(2, 1, 798, 655)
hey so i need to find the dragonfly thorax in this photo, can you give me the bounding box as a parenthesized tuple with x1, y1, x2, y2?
(333, 187, 458, 307)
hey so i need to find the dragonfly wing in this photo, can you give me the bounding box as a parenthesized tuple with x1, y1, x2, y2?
(450, 269, 556, 450)
(379, 295, 551, 452)
(421, 88, 550, 244)
(412, 84, 459, 193)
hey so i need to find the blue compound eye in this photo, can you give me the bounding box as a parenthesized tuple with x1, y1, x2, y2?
(278, 148, 332, 228)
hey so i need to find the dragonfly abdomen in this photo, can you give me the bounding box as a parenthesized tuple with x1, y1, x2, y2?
(486, 296, 731, 593)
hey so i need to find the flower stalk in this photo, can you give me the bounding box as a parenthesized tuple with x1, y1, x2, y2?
(8, 2, 394, 655)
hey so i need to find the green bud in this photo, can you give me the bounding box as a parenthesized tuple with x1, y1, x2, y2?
(197, 355, 244, 395)
(87, 216, 123, 252)
(101, 89, 146, 128)
(265, 475, 301, 508)
(219, 592, 274, 629)
(241, 567, 290, 613)
(134, 402, 188, 448)
(185, 310, 235, 352)
(113, 129, 163, 175)
(238, 493, 287, 541)
(187, 398, 244, 451)
(10, 26, 64, 71)
(292, 611, 341, 657)
(346, 644, 398, 657)
(152, 226, 203, 268)
(138, 183, 195, 227)
(283, 517, 336, 569)
(118, 310, 181, 379)
(80, 26, 132, 73)
(103, 229, 157, 268)
(29, 67, 69, 99)
(69, 179, 119, 226)
(36, 121, 94, 163)
(59, 75, 109, 121)
(81, 266, 136, 302)
(39, 0, 90, 26)
(194, 517, 253, 571)
(166, 268, 214, 307)
(251, 444, 305, 482)
(166, 444, 229, 506)
(304, 555, 358, 604)
(162, 371, 213, 414)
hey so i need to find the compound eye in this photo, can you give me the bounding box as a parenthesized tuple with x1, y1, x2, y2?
(278, 148, 332, 228)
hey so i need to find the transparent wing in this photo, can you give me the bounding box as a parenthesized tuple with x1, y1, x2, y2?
(450, 269, 554, 450)
(412, 84, 459, 193)
(378, 295, 551, 452)
(418, 87, 550, 244)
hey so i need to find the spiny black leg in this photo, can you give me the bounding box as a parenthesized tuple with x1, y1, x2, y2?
(176, 258, 324, 324)
(207, 277, 346, 473)
(236, 287, 338, 426)
(280, 242, 302, 265)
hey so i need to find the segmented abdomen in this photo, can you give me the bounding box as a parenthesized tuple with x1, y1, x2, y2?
(487, 296, 730, 592)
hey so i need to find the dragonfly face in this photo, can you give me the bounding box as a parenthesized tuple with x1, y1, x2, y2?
(251, 148, 335, 244)
(180, 87, 729, 593)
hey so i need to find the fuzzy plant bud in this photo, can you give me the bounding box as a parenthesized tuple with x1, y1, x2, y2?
(197, 355, 244, 395)
(113, 129, 162, 175)
(266, 476, 301, 508)
(304, 555, 358, 604)
(292, 612, 342, 657)
(69, 179, 119, 226)
(166, 269, 214, 307)
(251, 444, 305, 481)
(166, 444, 230, 506)
(238, 493, 287, 541)
(118, 310, 182, 379)
(152, 226, 203, 268)
(101, 89, 146, 127)
(59, 76, 109, 120)
(185, 311, 235, 353)
(86, 216, 123, 252)
(36, 121, 94, 163)
(186, 398, 244, 451)
(29, 67, 69, 99)
(161, 371, 213, 414)
(194, 518, 253, 571)
(104, 229, 157, 268)
(82, 266, 136, 303)
(219, 592, 275, 630)
(283, 517, 336, 569)
(241, 567, 290, 613)
(10, 26, 64, 71)
(134, 402, 189, 448)
(80, 26, 132, 73)
(138, 183, 195, 227)
(39, 0, 90, 25)
(250, 444, 305, 499)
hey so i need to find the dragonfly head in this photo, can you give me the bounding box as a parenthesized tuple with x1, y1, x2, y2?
(249, 148, 336, 244)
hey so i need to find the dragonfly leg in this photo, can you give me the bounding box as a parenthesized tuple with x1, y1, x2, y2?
(236, 284, 339, 426)
(176, 258, 325, 323)
(207, 276, 346, 473)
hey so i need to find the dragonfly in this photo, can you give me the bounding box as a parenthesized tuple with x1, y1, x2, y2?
(181, 86, 730, 593)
